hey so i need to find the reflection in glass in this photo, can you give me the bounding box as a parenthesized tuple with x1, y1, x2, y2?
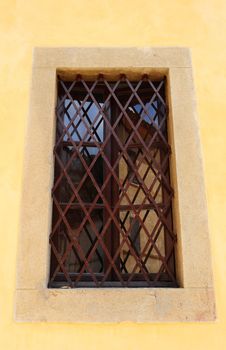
(58, 146, 103, 204)
(58, 209, 104, 273)
(63, 99, 104, 143)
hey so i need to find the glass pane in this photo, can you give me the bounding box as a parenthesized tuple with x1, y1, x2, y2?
(63, 99, 104, 142)
(57, 145, 103, 204)
(119, 148, 163, 206)
(117, 88, 165, 276)
(58, 209, 104, 273)
(119, 209, 165, 274)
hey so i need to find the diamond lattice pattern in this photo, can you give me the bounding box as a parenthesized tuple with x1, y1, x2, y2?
(49, 75, 177, 288)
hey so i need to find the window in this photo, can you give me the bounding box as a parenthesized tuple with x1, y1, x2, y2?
(15, 48, 215, 322)
(49, 75, 177, 288)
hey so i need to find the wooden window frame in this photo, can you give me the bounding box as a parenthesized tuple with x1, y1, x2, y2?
(15, 47, 215, 322)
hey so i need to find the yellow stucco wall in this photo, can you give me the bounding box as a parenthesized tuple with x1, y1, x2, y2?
(0, 0, 225, 348)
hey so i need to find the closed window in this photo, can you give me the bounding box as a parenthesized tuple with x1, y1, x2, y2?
(49, 74, 177, 288)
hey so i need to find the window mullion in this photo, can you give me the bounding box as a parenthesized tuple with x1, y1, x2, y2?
(110, 99, 120, 280)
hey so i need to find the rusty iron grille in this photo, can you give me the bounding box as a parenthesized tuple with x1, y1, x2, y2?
(48, 74, 177, 288)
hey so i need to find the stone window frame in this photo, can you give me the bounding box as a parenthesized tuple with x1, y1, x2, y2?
(15, 47, 215, 322)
